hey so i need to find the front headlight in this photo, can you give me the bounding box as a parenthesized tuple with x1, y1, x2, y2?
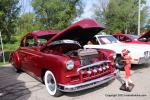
(66, 60, 74, 70)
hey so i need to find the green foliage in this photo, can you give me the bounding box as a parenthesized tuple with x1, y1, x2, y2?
(145, 18, 150, 29)
(96, 0, 148, 34)
(0, 0, 83, 64)
(1, 33, 21, 64)
(4, 38, 20, 50)
(0, 0, 20, 43)
(32, 0, 81, 30)
(0, 0, 82, 53)
(18, 12, 43, 34)
(0, 50, 12, 63)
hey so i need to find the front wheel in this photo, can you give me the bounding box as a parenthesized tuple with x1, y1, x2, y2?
(114, 56, 126, 69)
(44, 70, 62, 97)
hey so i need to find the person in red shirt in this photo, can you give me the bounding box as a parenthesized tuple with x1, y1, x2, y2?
(122, 49, 133, 88)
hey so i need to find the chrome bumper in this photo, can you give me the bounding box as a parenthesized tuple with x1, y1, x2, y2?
(58, 69, 119, 92)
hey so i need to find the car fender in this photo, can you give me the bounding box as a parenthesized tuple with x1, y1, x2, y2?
(40, 54, 71, 84)
(10, 51, 21, 68)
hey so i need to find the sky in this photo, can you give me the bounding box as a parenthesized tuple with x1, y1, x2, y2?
(19, 0, 33, 15)
(147, 0, 150, 6)
(76, 0, 150, 21)
(20, 0, 150, 20)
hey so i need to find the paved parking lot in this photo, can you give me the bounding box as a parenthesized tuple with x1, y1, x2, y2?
(0, 64, 150, 100)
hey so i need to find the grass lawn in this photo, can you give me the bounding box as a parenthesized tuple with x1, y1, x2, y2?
(0, 50, 12, 66)
(0, 61, 10, 66)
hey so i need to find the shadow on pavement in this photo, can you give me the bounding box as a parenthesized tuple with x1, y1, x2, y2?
(0, 66, 31, 100)
(131, 64, 150, 70)
(0, 65, 117, 99)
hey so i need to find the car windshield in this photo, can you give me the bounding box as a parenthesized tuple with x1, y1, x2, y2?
(130, 35, 139, 40)
(37, 34, 55, 44)
(97, 35, 119, 45)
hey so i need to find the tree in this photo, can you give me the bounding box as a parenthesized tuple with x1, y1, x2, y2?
(95, 0, 148, 34)
(32, 0, 81, 30)
(18, 12, 43, 34)
(0, 0, 20, 43)
(93, 0, 109, 25)
(144, 18, 150, 31)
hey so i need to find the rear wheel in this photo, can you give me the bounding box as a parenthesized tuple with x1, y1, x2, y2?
(44, 70, 62, 97)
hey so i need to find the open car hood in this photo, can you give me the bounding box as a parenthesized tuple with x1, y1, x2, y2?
(42, 19, 105, 49)
(139, 30, 150, 39)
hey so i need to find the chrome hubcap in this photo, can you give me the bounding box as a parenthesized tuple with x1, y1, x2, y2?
(47, 74, 55, 91)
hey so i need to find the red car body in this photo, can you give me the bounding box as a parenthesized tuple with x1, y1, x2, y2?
(113, 30, 150, 44)
(10, 19, 118, 96)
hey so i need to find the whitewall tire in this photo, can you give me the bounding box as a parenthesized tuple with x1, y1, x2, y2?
(44, 70, 62, 97)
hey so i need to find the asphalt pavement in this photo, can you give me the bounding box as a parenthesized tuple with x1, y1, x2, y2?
(0, 64, 150, 100)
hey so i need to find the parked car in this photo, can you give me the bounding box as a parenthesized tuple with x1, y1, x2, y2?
(10, 19, 119, 97)
(113, 30, 150, 44)
(84, 35, 150, 69)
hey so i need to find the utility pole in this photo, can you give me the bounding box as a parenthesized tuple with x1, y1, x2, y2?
(138, 0, 141, 35)
(0, 31, 5, 64)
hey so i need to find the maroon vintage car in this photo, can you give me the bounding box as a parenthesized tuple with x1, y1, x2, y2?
(10, 19, 119, 96)
(113, 30, 150, 44)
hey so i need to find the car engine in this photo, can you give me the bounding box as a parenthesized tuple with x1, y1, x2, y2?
(66, 49, 99, 66)
(47, 40, 100, 66)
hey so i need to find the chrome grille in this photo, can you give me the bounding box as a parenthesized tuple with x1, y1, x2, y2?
(144, 51, 150, 59)
(77, 61, 112, 81)
(77, 60, 110, 73)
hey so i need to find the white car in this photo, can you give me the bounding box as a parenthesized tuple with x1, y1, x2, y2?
(84, 35, 150, 68)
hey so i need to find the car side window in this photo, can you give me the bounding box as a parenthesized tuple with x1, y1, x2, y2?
(119, 35, 131, 42)
(124, 36, 132, 41)
(119, 35, 126, 41)
(113, 35, 119, 40)
(20, 38, 25, 47)
(37, 38, 47, 46)
(25, 36, 36, 47)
